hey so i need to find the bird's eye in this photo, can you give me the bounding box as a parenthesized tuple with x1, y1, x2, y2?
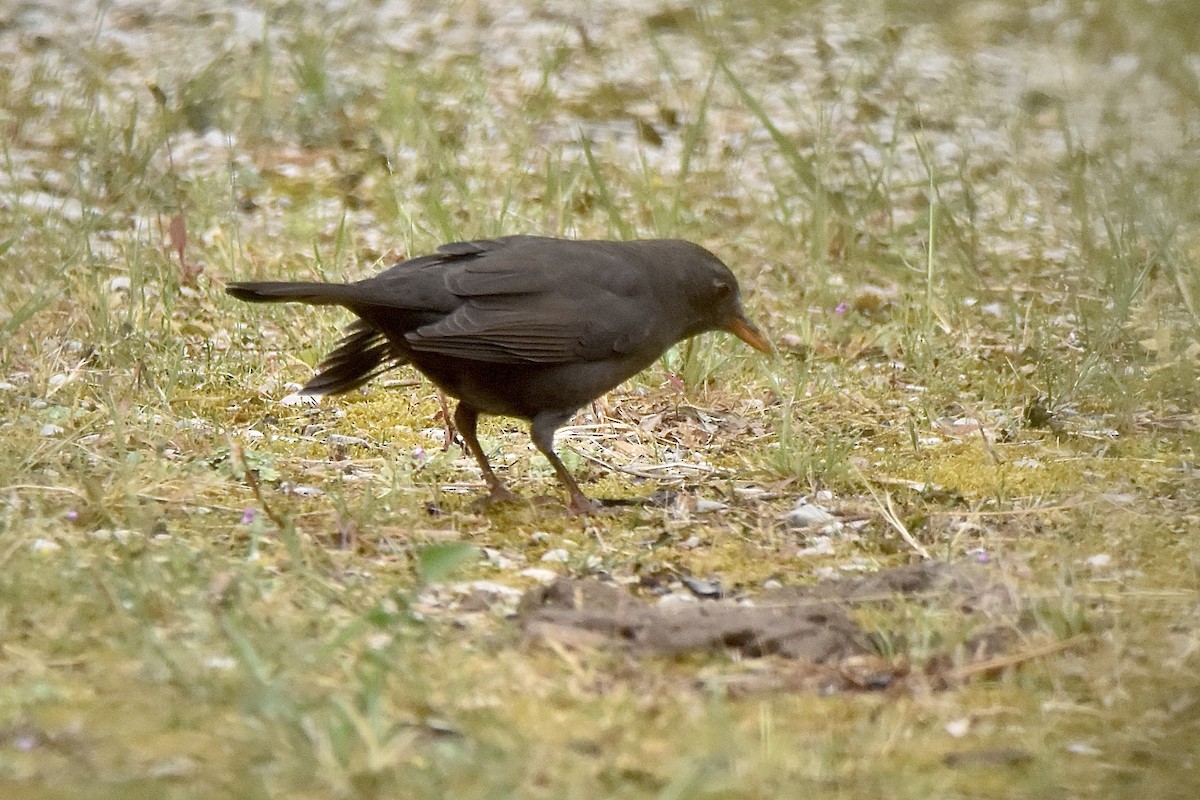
(712, 278, 733, 296)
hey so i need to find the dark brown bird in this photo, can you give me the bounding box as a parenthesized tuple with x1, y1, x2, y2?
(227, 236, 771, 513)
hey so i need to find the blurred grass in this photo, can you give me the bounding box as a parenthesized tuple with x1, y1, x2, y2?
(1, 0, 1198, 798)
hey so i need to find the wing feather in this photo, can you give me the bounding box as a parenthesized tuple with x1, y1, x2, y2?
(407, 289, 654, 364)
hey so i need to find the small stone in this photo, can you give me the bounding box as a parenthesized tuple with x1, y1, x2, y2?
(1066, 742, 1102, 757)
(681, 576, 722, 598)
(458, 580, 523, 601)
(328, 434, 369, 446)
(778, 332, 804, 349)
(782, 500, 837, 530)
(794, 536, 836, 557)
(945, 717, 971, 738)
(518, 568, 560, 584)
(482, 547, 519, 570)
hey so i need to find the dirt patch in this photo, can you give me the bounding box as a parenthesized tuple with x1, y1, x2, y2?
(761, 559, 1015, 613)
(520, 577, 872, 661)
(519, 561, 1025, 690)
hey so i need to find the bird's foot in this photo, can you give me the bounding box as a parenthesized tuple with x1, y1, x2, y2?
(473, 483, 518, 511)
(567, 493, 602, 516)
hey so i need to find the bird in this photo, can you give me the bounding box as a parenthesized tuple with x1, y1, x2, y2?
(226, 235, 771, 514)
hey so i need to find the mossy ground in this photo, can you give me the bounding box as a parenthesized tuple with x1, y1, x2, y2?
(1, 1, 1198, 798)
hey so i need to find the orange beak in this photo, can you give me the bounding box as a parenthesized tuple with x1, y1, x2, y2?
(727, 313, 773, 355)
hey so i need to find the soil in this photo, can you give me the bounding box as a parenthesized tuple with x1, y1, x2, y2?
(518, 560, 1007, 670)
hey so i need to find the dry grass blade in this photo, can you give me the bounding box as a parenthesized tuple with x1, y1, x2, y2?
(854, 465, 932, 559)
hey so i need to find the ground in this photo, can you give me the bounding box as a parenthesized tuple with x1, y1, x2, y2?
(1, 0, 1198, 798)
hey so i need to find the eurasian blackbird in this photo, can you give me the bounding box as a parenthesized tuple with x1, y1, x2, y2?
(227, 235, 771, 513)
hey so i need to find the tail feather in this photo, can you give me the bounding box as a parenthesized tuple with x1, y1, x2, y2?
(226, 281, 362, 305)
(299, 321, 406, 396)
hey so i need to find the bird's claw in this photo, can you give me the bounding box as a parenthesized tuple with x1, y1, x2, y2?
(567, 494, 602, 516)
(472, 483, 519, 512)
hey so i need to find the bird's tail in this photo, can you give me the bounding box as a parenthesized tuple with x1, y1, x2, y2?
(225, 281, 364, 305)
(227, 282, 404, 395)
(301, 320, 403, 395)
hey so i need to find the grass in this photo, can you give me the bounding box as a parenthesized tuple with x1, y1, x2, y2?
(1, 0, 1199, 797)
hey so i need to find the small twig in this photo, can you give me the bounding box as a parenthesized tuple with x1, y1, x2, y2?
(134, 493, 245, 513)
(938, 634, 1090, 683)
(231, 440, 287, 530)
(926, 502, 1082, 518)
(0, 484, 86, 496)
(957, 400, 1003, 465)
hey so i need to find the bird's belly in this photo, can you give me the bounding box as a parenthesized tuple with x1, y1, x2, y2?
(411, 355, 650, 420)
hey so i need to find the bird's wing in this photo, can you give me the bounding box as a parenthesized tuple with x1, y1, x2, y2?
(405, 244, 658, 364)
(406, 297, 654, 363)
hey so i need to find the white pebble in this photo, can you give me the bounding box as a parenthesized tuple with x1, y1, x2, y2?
(518, 568, 560, 584)
(945, 717, 971, 738)
(782, 501, 837, 529)
(281, 393, 320, 406)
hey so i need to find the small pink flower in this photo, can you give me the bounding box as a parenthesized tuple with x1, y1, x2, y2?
(834, 301, 848, 314)
(241, 507, 256, 525)
(65, 509, 79, 522)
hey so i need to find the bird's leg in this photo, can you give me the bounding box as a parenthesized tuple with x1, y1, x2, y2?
(453, 403, 516, 505)
(530, 411, 598, 515)
(437, 390, 457, 452)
